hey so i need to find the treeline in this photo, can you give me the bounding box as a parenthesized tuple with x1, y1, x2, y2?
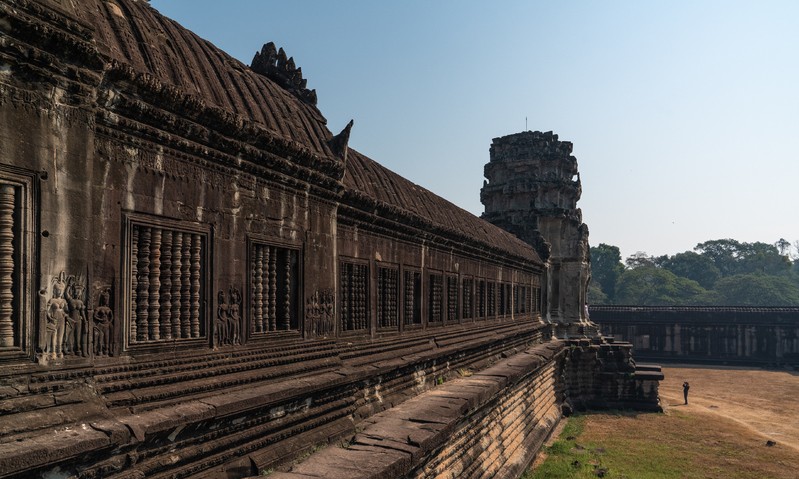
(589, 239, 799, 306)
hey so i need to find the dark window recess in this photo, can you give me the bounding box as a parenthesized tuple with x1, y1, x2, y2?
(340, 262, 369, 331)
(428, 274, 443, 324)
(499, 283, 506, 316)
(403, 271, 422, 325)
(477, 280, 486, 318)
(487, 282, 496, 317)
(462, 278, 474, 319)
(377, 267, 399, 329)
(446, 276, 458, 322)
(505, 284, 512, 315)
(520, 286, 528, 314)
(251, 244, 299, 333)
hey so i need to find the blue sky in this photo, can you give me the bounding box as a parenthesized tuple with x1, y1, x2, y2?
(150, 0, 799, 260)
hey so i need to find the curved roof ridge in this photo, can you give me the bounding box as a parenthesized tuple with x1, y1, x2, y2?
(344, 149, 542, 263)
(61, 0, 335, 158)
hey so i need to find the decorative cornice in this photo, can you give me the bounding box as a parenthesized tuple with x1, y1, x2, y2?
(337, 193, 543, 272)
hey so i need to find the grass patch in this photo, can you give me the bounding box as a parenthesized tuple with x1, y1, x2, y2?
(524, 409, 799, 479)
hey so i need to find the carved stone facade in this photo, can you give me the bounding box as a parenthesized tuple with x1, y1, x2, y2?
(482, 130, 594, 338)
(0, 2, 658, 478)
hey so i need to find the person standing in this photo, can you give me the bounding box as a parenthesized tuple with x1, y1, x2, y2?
(683, 381, 690, 405)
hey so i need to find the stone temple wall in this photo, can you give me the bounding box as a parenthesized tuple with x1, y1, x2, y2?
(592, 306, 799, 367)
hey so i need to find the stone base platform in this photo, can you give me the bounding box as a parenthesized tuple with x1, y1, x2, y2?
(0, 320, 549, 479)
(261, 340, 565, 479)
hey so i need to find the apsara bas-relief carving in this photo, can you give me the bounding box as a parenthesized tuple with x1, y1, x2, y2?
(93, 285, 114, 356)
(215, 286, 242, 347)
(41, 272, 90, 361)
(306, 289, 334, 337)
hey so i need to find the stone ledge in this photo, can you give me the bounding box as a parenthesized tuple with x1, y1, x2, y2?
(265, 340, 565, 479)
(0, 321, 546, 478)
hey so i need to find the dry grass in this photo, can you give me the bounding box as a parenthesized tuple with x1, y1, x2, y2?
(526, 365, 799, 479)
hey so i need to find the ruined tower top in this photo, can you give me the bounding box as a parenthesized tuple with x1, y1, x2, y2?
(481, 130, 582, 223)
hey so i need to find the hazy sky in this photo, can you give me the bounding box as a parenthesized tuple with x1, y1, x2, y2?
(150, 0, 799, 260)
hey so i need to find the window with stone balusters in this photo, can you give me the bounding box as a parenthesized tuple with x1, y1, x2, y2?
(128, 222, 207, 344)
(377, 266, 399, 329)
(499, 283, 511, 316)
(250, 243, 299, 334)
(487, 282, 496, 317)
(446, 276, 458, 322)
(477, 280, 486, 318)
(0, 173, 33, 355)
(462, 277, 474, 320)
(428, 273, 443, 324)
(403, 270, 422, 326)
(340, 261, 369, 332)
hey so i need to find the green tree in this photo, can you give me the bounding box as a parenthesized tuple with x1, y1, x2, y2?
(737, 242, 791, 276)
(625, 251, 656, 269)
(589, 243, 624, 301)
(695, 239, 791, 277)
(615, 266, 707, 305)
(694, 239, 743, 276)
(659, 251, 721, 289)
(587, 282, 609, 305)
(713, 273, 799, 305)
(776, 238, 791, 257)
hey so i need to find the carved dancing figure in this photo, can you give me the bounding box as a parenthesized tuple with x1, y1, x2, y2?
(93, 288, 113, 356)
(66, 276, 88, 356)
(45, 272, 68, 359)
(228, 287, 242, 345)
(307, 289, 334, 337)
(215, 290, 229, 347)
(322, 290, 334, 335)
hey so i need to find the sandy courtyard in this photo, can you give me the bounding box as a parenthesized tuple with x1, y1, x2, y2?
(659, 364, 799, 452)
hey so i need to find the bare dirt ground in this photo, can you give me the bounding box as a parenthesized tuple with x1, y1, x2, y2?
(528, 364, 799, 478)
(660, 364, 799, 452)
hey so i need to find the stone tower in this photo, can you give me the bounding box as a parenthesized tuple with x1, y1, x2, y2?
(481, 131, 594, 337)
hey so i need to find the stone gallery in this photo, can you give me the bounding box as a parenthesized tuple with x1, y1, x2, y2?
(592, 305, 799, 367)
(0, 1, 661, 478)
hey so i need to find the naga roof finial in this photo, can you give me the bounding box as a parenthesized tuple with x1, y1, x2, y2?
(250, 42, 317, 105)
